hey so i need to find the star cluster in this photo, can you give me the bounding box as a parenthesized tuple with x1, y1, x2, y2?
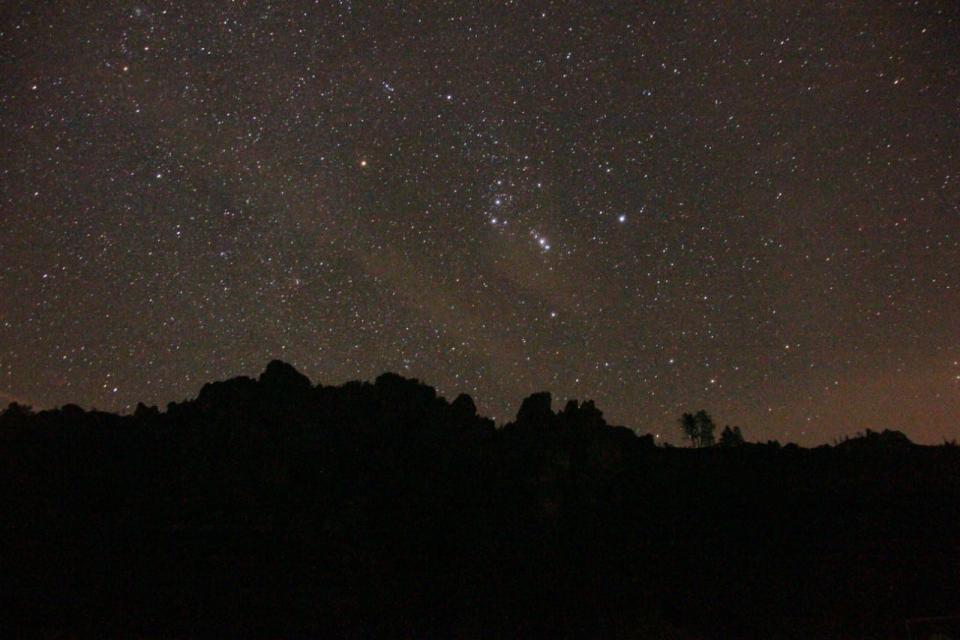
(1, 1, 958, 443)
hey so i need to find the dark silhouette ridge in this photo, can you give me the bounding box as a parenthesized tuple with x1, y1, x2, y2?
(0, 361, 958, 639)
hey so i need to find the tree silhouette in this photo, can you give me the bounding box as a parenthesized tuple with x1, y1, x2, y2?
(680, 412, 699, 447)
(695, 410, 716, 447)
(679, 410, 717, 447)
(1, 401, 33, 419)
(719, 425, 745, 447)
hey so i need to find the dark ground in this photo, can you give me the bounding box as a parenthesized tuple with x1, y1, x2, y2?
(1, 361, 958, 639)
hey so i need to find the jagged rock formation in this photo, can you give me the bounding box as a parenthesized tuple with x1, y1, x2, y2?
(0, 362, 957, 639)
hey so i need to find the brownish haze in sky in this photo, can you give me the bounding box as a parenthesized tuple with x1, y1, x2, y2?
(1, 1, 958, 443)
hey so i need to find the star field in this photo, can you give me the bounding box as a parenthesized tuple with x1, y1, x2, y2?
(1, 1, 958, 444)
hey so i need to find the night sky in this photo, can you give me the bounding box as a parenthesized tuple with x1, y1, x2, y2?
(2, 1, 958, 444)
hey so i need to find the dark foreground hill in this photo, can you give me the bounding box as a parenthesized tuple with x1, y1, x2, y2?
(1, 361, 958, 639)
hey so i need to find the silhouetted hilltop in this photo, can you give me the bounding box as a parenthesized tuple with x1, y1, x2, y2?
(1, 362, 958, 639)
